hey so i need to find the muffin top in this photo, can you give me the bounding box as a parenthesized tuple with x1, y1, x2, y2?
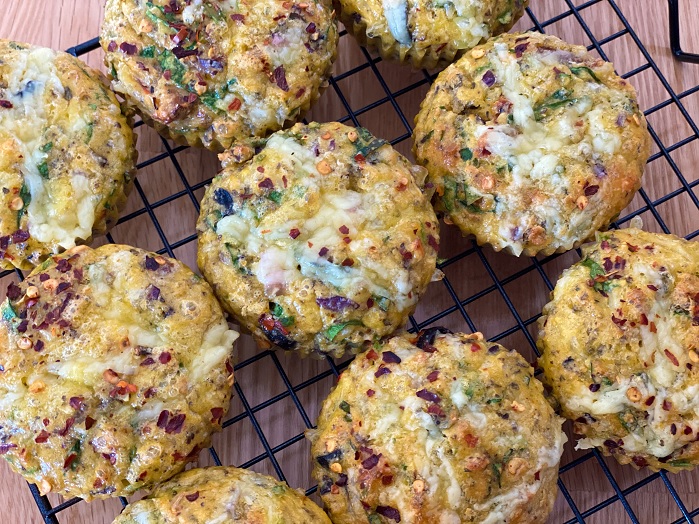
(413, 32, 650, 256)
(0, 39, 136, 269)
(0, 245, 238, 499)
(538, 228, 699, 471)
(101, 0, 338, 150)
(112, 466, 331, 523)
(309, 329, 566, 523)
(197, 122, 439, 358)
(338, 0, 528, 68)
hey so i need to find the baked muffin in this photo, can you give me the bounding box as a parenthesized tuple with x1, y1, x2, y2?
(308, 329, 566, 523)
(197, 122, 439, 358)
(112, 466, 331, 523)
(413, 32, 651, 256)
(0, 245, 238, 500)
(538, 228, 699, 472)
(101, 0, 338, 151)
(337, 0, 528, 69)
(0, 39, 136, 270)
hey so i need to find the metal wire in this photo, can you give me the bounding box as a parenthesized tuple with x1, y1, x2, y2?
(11, 0, 698, 522)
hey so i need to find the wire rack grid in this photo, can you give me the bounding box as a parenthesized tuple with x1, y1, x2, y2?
(3, 0, 698, 522)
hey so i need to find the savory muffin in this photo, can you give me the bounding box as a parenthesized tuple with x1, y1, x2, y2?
(112, 466, 331, 523)
(0, 245, 238, 500)
(101, 0, 338, 151)
(538, 228, 699, 472)
(0, 39, 136, 270)
(308, 329, 566, 523)
(337, 0, 528, 69)
(197, 122, 439, 358)
(413, 32, 651, 257)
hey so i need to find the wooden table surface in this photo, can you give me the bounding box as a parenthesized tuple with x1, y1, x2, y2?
(2, 1, 698, 523)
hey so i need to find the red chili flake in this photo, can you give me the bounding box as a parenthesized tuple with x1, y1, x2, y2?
(138, 471, 148, 481)
(374, 366, 391, 378)
(427, 370, 439, 382)
(611, 314, 627, 327)
(341, 258, 354, 267)
(339, 225, 350, 235)
(226, 359, 234, 375)
(289, 228, 301, 239)
(58, 417, 75, 436)
(157, 410, 170, 429)
(649, 322, 657, 333)
(664, 349, 679, 366)
(366, 349, 378, 361)
(639, 313, 649, 326)
(144, 388, 157, 399)
(632, 456, 648, 468)
(273, 65, 289, 91)
(376, 506, 401, 522)
(141, 357, 155, 366)
(257, 166, 265, 173)
(258, 177, 274, 189)
(600, 240, 611, 250)
(35, 431, 50, 443)
(427, 235, 439, 251)
(627, 243, 639, 252)
(119, 42, 138, 55)
(464, 433, 478, 447)
(417, 389, 441, 403)
(381, 475, 394, 485)
(163, 70, 172, 80)
(354, 153, 366, 163)
(470, 343, 481, 352)
(282, 175, 288, 188)
(663, 399, 672, 411)
(85, 416, 96, 430)
(185, 492, 200, 502)
(584, 185, 600, 196)
(295, 87, 306, 99)
(165, 414, 186, 434)
(230, 13, 245, 22)
(64, 453, 79, 469)
(172, 27, 188, 45)
(69, 397, 84, 410)
(159, 352, 172, 364)
(535, 471, 541, 481)
(361, 454, 380, 470)
(102, 453, 117, 465)
(644, 396, 655, 406)
(366, 389, 375, 397)
(382, 351, 401, 364)
(647, 285, 658, 291)
(211, 407, 225, 424)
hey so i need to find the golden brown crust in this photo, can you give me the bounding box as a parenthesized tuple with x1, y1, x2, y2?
(101, 0, 338, 151)
(538, 228, 699, 472)
(197, 122, 439, 358)
(0, 245, 238, 499)
(336, 0, 528, 69)
(309, 330, 565, 523)
(413, 32, 651, 256)
(112, 466, 331, 523)
(0, 40, 136, 270)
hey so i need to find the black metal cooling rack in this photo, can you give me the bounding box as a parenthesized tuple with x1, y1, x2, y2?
(5, 0, 699, 522)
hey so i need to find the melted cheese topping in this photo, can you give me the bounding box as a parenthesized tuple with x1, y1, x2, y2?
(0, 46, 98, 247)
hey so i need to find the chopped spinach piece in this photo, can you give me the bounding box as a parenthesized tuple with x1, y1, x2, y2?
(459, 147, 473, 161)
(325, 320, 363, 341)
(570, 66, 601, 83)
(268, 190, 283, 204)
(37, 161, 49, 179)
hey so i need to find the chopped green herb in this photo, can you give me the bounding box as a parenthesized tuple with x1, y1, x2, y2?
(140, 46, 156, 58)
(17, 183, 31, 228)
(486, 397, 502, 404)
(159, 49, 188, 88)
(534, 89, 577, 121)
(420, 129, 434, 144)
(271, 484, 286, 494)
(581, 258, 606, 279)
(668, 459, 692, 468)
(37, 161, 49, 179)
(355, 127, 388, 158)
(339, 401, 351, 413)
(368, 515, 382, 524)
(325, 320, 363, 341)
(40, 142, 53, 153)
(374, 296, 391, 312)
(459, 147, 473, 161)
(85, 122, 94, 144)
(268, 190, 283, 204)
(270, 302, 294, 327)
(570, 66, 601, 83)
(1, 301, 18, 323)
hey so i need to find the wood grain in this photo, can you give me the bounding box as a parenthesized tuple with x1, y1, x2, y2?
(1, 1, 698, 523)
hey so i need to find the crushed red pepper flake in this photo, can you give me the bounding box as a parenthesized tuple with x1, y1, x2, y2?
(427, 370, 439, 382)
(35, 430, 50, 443)
(664, 349, 679, 367)
(289, 228, 301, 239)
(649, 322, 657, 333)
(366, 389, 375, 397)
